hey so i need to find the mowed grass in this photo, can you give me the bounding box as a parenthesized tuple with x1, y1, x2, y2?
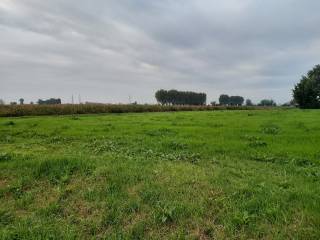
(0, 109, 319, 239)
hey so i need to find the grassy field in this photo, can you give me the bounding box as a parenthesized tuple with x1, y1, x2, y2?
(0, 109, 319, 239)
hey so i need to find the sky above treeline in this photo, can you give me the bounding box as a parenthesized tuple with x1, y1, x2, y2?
(1, 0, 320, 104)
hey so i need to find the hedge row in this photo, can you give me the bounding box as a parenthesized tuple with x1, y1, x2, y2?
(0, 104, 265, 117)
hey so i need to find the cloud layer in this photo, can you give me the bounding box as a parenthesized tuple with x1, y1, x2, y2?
(1, 0, 320, 104)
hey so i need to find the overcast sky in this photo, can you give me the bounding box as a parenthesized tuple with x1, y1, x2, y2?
(1, 0, 320, 104)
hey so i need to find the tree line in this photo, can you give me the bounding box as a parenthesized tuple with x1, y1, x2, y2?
(154, 90, 279, 107)
(38, 98, 61, 105)
(155, 89, 206, 105)
(154, 64, 320, 109)
(293, 64, 320, 109)
(0, 98, 62, 105)
(218, 95, 244, 106)
(4, 62, 320, 109)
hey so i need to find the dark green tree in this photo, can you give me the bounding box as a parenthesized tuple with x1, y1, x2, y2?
(38, 98, 61, 105)
(155, 89, 167, 105)
(229, 96, 244, 106)
(293, 64, 320, 109)
(258, 99, 276, 106)
(19, 98, 24, 105)
(155, 90, 206, 105)
(219, 94, 230, 105)
(245, 99, 253, 106)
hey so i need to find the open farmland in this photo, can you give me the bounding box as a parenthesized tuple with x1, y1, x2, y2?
(0, 109, 320, 239)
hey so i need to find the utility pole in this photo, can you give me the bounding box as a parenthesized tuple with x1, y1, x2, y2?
(72, 94, 74, 104)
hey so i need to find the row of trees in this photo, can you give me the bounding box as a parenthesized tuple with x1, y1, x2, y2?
(217, 95, 277, 106)
(1, 98, 26, 105)
(154, 90, 278, 107)
(38, 98, 62, 105)
(0, 98, 62, 105)
(153, 65, 318, 109)
(154, 64, 319, 109)
(219, 95, 245, 106)
(155, 89, 206, 105)
(258, 99, 277, 106)
(1, 65, 318, 109)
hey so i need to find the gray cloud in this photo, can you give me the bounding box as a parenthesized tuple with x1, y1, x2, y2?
(1, 0, 320, 104)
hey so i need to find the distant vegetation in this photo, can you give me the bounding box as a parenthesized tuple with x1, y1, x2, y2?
(155, 89, 206, 105)
(258, 99, 277, 107)
(219, 94, 245, 106)
(0, 104, 260, 117)
(38, 98, 62, 105)
(293, 64, 320, 109)
(245, 99, 253, 106)
(6, 63, 320, 112)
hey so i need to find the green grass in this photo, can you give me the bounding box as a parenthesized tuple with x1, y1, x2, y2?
(0, 109, 319, 239)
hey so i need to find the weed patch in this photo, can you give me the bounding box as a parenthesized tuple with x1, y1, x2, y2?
(38, 202, 63, 218)
(250, 154, 286, 164)
(0, 153, 12, 162)
(144, 128, 177, 137)
(244, 135, 267, 148)
(261, 123, 280, 135)
(3, 121, 15, 126)
(154, 203, 177, 224)
(291, 158, 314, 167)
(163, 141, 188, 151)
(33, 158, 92, 184)
(129, 221, 146, 239)
(0, 210, 14, 227)
(46, 136, 74, 145)
(85, 138, 123, 154)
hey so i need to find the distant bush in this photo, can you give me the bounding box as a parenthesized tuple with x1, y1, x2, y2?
(258, 99, 277, 106)
(245, 99, 254, 106)
(0, 104, 266, 117)
(38, 98, 61, 105)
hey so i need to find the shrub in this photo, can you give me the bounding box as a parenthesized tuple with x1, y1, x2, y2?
(0, 153, 12, 162)
(3, 121, 15, 126)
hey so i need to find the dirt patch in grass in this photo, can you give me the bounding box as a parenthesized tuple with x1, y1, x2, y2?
(0, 179, 9, 189)
(32, 182, 60, 209)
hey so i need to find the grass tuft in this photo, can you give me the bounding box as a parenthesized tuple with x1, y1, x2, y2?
(3, 121, 15, 126)
(33, 158, 93, 184)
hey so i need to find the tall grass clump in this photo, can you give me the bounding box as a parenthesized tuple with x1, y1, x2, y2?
(33, 157, 93, 184)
